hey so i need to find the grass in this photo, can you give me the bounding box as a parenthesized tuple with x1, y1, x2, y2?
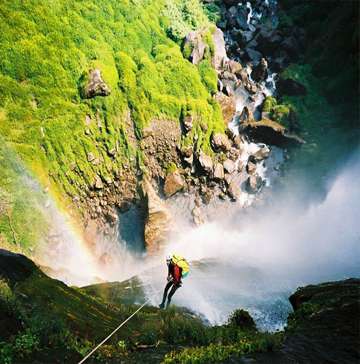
(0, 254, 284, 364)
(0, 0, 224, 251)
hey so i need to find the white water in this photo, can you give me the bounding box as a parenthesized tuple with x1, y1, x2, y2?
(142, 152, 360, 330)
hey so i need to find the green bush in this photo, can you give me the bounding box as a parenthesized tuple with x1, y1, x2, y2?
(162, 334, 281, 364)
(162, 0, 209, 42)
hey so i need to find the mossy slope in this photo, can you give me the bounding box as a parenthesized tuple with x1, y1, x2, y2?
(0, 0, 223, 251)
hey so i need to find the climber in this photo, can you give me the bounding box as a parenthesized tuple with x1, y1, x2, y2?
(159, 254, 189, 309)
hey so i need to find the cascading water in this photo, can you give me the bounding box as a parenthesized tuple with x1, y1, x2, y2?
(141, 152, 360, 330)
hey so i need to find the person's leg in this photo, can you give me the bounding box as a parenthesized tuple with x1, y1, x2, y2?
(159, 280, 173, 308)
(166, 283, 179, 308)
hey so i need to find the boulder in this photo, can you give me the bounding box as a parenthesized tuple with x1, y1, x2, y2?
(198, 151, 214, 175)
(182, 115, 193, 133)
(213, 163, 225, 180)
(83, 69, 110, 98)
(227, 179, 241, 200)
(240, 118, 305, 147)
(215, 93, 236, 124)
(246, 157, 257, 175)
(226, 60, 242, 76)
(251, 58, 268, 82)
(236, 5, 250, 30)
(245, 48, 263, 64)
(283, 279, 360, 363)
(245, 174, 264, 194)
(252, 144, 270, 161)
(164, 171, 185, 197)
(211, 133, 232, 152)
(277, 78, 307, 96)
(141, 179, 172, 254)
(212, 27, 228, 70)
(184, 30, 208, 65)
(239, 106, 254, 124)
(94, 175, 104, 189)
(223, 159, 235, 174)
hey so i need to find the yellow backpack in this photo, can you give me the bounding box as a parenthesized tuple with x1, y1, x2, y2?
(171, 254, 190, 278)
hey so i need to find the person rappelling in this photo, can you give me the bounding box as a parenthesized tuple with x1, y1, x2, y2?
(159, 254, 189, 309)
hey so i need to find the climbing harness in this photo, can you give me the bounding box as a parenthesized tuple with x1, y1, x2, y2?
(78, 298, 151, 364)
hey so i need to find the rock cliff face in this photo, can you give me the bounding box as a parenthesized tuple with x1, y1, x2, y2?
(141, 179, 172, 254)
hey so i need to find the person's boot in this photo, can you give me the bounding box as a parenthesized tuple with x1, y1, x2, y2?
(159, 302, 165, 309)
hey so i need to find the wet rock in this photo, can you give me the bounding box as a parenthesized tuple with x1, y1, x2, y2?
(236, 5, 250, 30)
(226, 59, 242, 76)
(245, 174, 263, 194)
(83, 69, 110, 99)
(212, 27, 228, 71)
(105, 209, 118, 226)
(164, 171, 185, 198)
(251, 58, 268, 82)
(141, 179, 171, 254)
(228, 147, 240, 161)
(211, 133, 231, 152)
(277, 78, 307, 96)
(215, 93, 236, 124)
(252, 144, 270, 161)
(223, 159, 235, 174)
(240, 118, 305, 147)
(198, 152, 213, 175)
(245, 48, 263, 64)
(246, 157, 257, 175)
(239, 106, 254, 124)
(200, 187, 214, 205)
(213, 163, 225, 180)
(227, 180, 241, 200)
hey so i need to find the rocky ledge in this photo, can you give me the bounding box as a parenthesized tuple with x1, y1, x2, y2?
(233, 278, 360, 364)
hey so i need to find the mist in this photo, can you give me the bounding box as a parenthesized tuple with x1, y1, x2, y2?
(141, 151, 360, 329)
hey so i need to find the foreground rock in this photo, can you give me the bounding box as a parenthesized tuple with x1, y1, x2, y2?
(141, 179, 172, 253)
(283, 279, 360, 363)
(240, 118, 305, 147)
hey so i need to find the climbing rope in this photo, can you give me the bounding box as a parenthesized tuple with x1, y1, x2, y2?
(78, 297, 152, 364)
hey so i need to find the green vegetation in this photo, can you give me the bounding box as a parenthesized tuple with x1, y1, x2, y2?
(162, 0, 210, 42)
(0, 0, 224, 251)
(163, 333, 281, 364)
(0, 253, 283, 363)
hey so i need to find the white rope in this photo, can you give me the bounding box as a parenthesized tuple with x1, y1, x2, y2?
(78, 298, 152, 364)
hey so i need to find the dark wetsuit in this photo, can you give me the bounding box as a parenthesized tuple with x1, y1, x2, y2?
(160, 261, 182, 309)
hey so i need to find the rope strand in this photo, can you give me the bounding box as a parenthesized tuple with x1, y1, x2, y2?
(78, 298, 152, 364)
